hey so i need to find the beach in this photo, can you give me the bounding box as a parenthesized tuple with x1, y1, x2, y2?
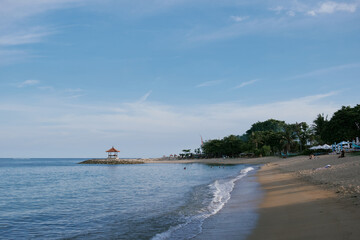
(2, 155, 359, 239)
(148, 154, 360, 239)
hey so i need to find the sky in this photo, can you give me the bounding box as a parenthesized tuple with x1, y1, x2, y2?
(0, 0, 359, 158)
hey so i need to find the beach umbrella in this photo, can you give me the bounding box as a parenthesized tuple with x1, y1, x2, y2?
(322, 144, 332, 149)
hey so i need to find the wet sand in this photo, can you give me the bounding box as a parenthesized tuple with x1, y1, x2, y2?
(195, 169, 262, 240)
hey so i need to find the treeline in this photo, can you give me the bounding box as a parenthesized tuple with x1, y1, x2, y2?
(200, 104, 360, 158)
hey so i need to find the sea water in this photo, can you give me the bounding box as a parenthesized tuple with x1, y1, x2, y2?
(0, 158, 260, 239)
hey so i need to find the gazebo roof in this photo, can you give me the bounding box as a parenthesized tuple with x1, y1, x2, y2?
(106, 147, 120, 152)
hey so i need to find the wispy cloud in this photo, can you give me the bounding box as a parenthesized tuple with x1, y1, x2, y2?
(17, 80, 40, 88)
(0, 0, 86, 64)
(0, 49, 30, 65)
(230, 16, 249, 22)
(307, 1, 357, 16)
(287, 10, 296, 17)
(0, 0, 86, 24)
(138, 90, 153, 102)
(270, 6, 284, 14)
(287, 63, 360, 80)
(65, 88, 84, 93)
(234, 79, 258, 89)
(0, 90, 340, 157)
(269, 1, 358, 17)
(0, 28, 55, 46)
(196, 80, 223, 88)
(38, 86, 55, 91)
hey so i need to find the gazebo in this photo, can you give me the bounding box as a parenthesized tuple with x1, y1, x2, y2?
(106, 146, 120, 159)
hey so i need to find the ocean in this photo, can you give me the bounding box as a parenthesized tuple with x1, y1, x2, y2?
(0, 158, 261, 240)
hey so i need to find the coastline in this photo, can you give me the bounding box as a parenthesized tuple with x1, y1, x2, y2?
(194, 168, 263, 240)
(148, 154, 360, 239)
(248, 158, 360, 240)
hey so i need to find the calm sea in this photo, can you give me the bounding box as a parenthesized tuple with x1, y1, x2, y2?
(0, 158, 260, 239)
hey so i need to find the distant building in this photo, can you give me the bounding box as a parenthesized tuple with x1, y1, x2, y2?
(106, 146, 120, 159)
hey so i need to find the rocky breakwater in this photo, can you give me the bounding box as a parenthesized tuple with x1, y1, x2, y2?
(78, 158, 144, 165)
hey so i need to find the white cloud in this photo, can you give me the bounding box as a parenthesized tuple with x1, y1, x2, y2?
(306, 1, 357, 16)
(0, 0, 86, 25)
(65, 88, 84, 93)
(196, 80, 223, 88)
(188, 15, 307, 42)
(287, 62, 360, 80)
(287, 10, 296, 17)
(0, 0, 87, 64)
(269, 1, 357, 17)
(138, 90, 153, 102)
(270, 6, 284, 14)
(307, 10, 316, 16)
(234, 79, 258, 89)
(318, 1, 357, 14)
(0, 91, 341, 157)
(0, 29, 54, 46)
(230, 16, 249, 22)
(17, 80, 40, 88)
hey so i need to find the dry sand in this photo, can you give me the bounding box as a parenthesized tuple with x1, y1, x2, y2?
(147, 154, 360, 239)
(248, 157, 360, 240)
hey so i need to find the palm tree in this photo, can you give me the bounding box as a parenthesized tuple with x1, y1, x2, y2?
(295, 122, 313, 152)
(281, 124, 297, 153)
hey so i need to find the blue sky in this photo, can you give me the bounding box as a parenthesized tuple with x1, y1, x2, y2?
(1, 0, 359, 158)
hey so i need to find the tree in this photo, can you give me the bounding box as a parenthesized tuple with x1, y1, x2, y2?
(201, 139, 224, 158)
(295, 122, 313, 152)
(222, 135, 243, 157)
(281, 124, 298, 153)
(250, 131, 264, 150)
(325, 105, 360, 143)
(312, 105, 360, 144)
(265, 131, 283, 154)
(201, 135, 244, 158)
(246, 119, 286, 135)
(312, 113, 328, 144)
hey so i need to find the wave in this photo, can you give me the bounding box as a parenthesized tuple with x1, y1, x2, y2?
(151, 166, 255, 240)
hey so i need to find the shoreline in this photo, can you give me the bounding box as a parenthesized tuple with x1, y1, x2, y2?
(80, 154, 360, 239)
(146, 154, 360, 200)
(194, 167, 263, 240)
(248, 159, 360, 240)
(148, 154, 360, 239)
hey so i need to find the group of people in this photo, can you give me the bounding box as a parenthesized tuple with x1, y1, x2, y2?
(309, 149, 345, 159)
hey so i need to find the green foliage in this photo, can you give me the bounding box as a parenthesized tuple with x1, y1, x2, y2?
(260, 145, 271, 156)
(195, 105, 360, 158)
(295, 122, 313, 151)
(312, 114, 328, 144)
(201, 135, 244, 158)
(313, 105, 360, 143)
(246, 119, 286, 135)
(281, 124, 298, 153)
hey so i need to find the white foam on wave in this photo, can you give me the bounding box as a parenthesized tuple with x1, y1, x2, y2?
(151, 166, 255, 240)
(207, 166, 254, 216)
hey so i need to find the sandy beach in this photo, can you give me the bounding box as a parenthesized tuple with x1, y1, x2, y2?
(147, 154, 360, 239)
